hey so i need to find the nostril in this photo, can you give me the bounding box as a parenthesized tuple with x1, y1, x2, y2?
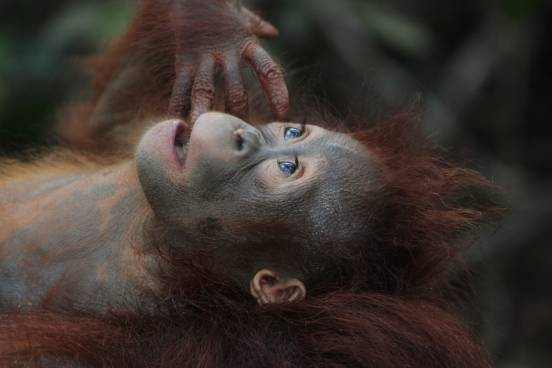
(233, 130, 245, 151)
(233, 128, 261, 153)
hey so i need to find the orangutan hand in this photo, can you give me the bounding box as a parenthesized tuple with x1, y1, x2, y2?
(167, 0, 289, 123)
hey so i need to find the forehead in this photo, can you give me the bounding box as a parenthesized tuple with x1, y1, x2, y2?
(304, 128, 378, 229)
(308, 129, 372, 173)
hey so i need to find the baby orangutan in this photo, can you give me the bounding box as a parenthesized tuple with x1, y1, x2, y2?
(0, 1, 498, 367)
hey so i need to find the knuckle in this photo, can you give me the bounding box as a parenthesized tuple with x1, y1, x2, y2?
(171, 82, 191, 100)
(261, 62, 283, 82)
(169, 98, 184, 112)
(227, 86, 247, 103)
(194, 82, 215, 98)
(230, 102, 248, 116)
(271, 94, 289, 115)
(241, 39, 257, 56)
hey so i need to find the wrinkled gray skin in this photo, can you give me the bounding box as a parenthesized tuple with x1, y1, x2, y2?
(137, 112, 379, 296)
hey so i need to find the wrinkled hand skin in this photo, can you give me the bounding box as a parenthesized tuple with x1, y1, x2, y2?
(167, 0, 290, 123)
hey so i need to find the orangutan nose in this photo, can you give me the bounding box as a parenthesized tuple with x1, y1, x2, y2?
(233, 128, 261, 154)
(188, 112, 262, 165)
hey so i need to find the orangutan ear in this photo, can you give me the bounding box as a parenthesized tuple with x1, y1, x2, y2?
(249, 269, 306, 305)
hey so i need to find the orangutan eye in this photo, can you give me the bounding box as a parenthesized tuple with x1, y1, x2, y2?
(284, 127, 303, 140)
(278, 161, 297, 177)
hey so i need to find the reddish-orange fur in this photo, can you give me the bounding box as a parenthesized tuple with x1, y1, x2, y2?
(0, 1, 500, 367)
(0, 293, 489, 367)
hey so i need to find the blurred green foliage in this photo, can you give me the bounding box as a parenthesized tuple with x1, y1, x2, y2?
(503, 0, 544, 20)
(0, 0, 132, 151)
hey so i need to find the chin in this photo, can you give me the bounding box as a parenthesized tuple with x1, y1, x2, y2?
(136, 119, 193, 219)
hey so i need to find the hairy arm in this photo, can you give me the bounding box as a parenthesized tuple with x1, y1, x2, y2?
(60, 0, 289, 149)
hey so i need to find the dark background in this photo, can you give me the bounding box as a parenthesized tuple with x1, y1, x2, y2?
(1, 0, 551, 366)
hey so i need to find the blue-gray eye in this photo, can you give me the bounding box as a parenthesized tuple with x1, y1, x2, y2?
(284, 127, 303, 140)
(278, 161, 297, 176)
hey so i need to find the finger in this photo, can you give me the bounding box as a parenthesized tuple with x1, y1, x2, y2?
(168, 65, 194, 118)
(256, 20, 279, 39)
(243, 8, 279, 39)
(223, 54, 248, 120)
(190, 54, 216, 123)
(244, 44, 289, 120)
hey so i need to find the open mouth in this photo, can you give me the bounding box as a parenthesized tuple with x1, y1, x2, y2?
(174, 122, 190, 167)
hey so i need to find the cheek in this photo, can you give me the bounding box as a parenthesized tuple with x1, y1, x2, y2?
(197, 217, 224, 236)
(255, 161, 281, 192)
